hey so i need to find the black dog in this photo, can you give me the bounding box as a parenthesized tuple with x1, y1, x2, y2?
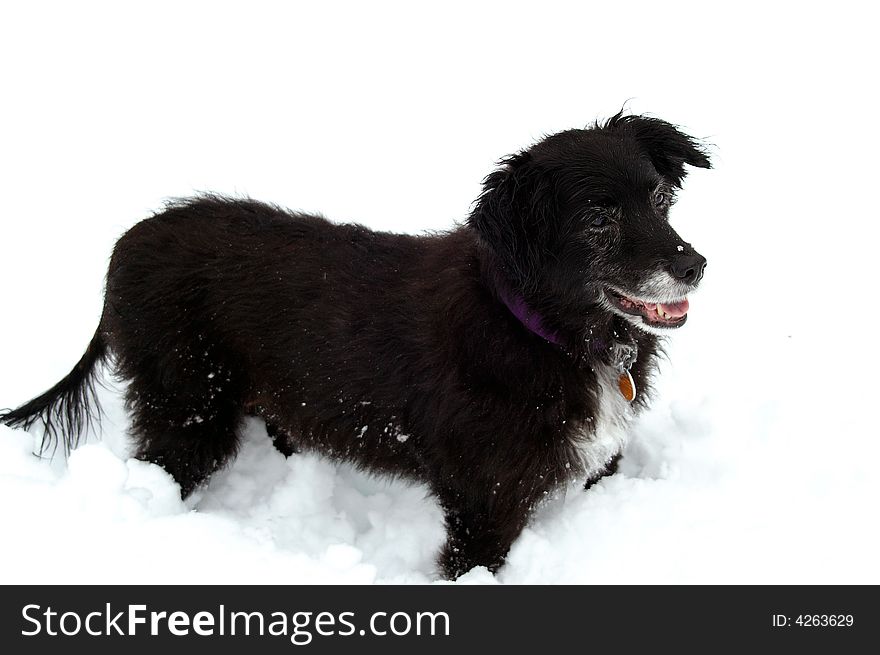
(1, 113, 709, 579)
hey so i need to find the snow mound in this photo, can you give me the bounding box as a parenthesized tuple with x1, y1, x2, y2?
(3, 321, 877, 585)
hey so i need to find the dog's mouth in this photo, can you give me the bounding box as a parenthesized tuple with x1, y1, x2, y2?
(604, 288, 689, 329)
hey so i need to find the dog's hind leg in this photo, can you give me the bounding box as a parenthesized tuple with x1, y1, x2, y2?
(122, 354, 245, 498)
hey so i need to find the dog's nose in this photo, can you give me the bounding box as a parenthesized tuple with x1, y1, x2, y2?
(671, 253, 707, 285)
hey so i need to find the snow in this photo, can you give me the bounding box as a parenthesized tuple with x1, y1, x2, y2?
(1, 1, 879, 584)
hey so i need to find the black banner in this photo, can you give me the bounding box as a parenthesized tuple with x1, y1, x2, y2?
(1, 585, 875, 653)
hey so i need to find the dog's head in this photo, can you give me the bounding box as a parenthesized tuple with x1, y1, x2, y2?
(470, 113, 710, 336)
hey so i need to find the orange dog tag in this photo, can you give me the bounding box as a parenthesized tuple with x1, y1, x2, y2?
(618, 370, 636, 402)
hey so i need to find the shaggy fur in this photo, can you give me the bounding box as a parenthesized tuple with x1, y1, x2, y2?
(1, 113, 710, 578)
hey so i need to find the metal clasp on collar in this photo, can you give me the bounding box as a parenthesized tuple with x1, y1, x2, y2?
(612, 340, 637, 403)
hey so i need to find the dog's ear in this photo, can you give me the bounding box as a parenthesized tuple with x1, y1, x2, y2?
(614, 115, 711, 187)
(468, 152, 556, 285)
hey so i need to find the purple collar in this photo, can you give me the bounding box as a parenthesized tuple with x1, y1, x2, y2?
(495, 280, 638, 367)
(497, 286, 564, 346)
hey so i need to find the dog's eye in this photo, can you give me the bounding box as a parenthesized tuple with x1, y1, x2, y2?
(590, 214, 607, 228)
(653, 190, 674, 209)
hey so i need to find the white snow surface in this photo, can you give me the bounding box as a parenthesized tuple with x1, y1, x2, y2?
(1, 1, 878, 584)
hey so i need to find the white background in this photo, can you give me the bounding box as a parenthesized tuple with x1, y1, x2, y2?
(1, 1, 877, 583)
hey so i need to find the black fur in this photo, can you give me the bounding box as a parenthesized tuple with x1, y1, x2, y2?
(1, 113, 710, 578)
(1, 333, 107, 457)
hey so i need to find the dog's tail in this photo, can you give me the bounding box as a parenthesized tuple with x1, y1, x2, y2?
(0, 331, 108, 456)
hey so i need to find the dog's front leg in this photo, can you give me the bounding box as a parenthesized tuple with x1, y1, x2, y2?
(583, 452, 622, 491)
(436, 487, 537, 580)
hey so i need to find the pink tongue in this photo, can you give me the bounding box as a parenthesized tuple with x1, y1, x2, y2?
(657, 298, 689, 318)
